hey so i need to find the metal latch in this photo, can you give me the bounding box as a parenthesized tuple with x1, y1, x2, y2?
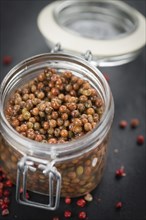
(16, 156, 61, 210)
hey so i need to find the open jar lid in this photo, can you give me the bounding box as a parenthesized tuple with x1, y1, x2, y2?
(37, 0, 146, 66)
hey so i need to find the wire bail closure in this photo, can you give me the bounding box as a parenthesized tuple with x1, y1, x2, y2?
(51, 43, 93, 63)
(16, 156, 61, 210)
(51, 43, 62, 53)
(84, 50, 93, 62)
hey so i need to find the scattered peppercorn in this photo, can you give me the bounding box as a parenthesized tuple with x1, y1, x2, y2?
(0, 167, 13, 217)
(130, 118, 140, 128)
(5, 180, 13, 187)
(52, 217, 60, 220)
(76, 198, 86, 207)
(78, 211, 87, 219)
(3, 197, 10, 205)
(1, 203, 8, 210)
(64, 210, 72, 218)
(3, 56, 12, 65)
(84, 193, 93, 202)
(1, 208, 9, 216)
(65, 197, 72, 204)
(119, 120, 128, 129)
(115, 166, 126, 178)
(116, 201, 123, 209)
(137, 135, 144, 145)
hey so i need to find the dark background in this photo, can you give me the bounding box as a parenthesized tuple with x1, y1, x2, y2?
(0, 1, 146, 220)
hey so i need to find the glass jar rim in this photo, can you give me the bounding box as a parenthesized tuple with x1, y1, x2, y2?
(0, 52, 114, 155)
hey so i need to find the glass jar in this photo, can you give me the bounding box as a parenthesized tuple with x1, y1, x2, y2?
(0, 52, 114, 210)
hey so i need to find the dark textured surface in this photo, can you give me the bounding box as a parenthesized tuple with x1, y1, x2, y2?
(0, 1, 146, 220)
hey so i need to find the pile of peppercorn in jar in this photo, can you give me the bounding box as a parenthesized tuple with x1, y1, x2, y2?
(5, 68, 104, 143)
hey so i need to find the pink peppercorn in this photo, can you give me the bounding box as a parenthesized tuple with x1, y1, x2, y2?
(1, 203, 8, 210)
(130, 118, 140, 128)
(137, 135, 144, 145)
(52, 217, 60, 220)
(116, 169, 123, 177)
(119, 120, 128, 129)
(77, 198, 86, 207)
(2, 208, 9, 216)
(115, 167, 126, 178)
(65, 197, 71, 204)
(64, 210, 72, 218)
(3, 190, 10, 196)
(3, 56, 12, 65)
(5, 180, 13, 187)
(0, 169, 13, 217)
(78, 211, 87, 219)
(3, 197, 10, 205)
(116, 201, 123, 209)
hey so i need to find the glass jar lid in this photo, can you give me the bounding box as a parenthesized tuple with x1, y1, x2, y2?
(37, 0, 146, 66)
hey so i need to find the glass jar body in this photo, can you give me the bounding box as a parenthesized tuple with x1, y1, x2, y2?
(0, 132, 110, 197)
(0, 53, 114, 198)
